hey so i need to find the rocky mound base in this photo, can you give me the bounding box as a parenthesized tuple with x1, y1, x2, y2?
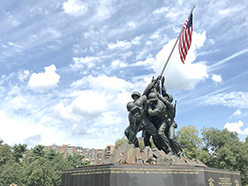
(104, 142, 206, 167)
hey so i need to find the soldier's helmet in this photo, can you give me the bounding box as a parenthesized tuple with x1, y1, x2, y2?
(126, 101, 137, 112)
(131, 91, 140, 99)
(148, 92, 158, 102)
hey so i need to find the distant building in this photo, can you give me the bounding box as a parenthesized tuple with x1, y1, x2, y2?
(46, 144, 114, 165)
(105, 145, 115, 160)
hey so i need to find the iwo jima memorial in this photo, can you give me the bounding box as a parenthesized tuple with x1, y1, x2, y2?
(61, 5, 242, 186)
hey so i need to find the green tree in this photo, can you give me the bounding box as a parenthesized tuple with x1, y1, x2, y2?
(0, 144, 15, 183)
(176, 125, 203, 159)
(0, 139, 3, 146)
(0, 162, 25, 186)
(138, 137, 156, 149)
(245, 136, 248, 144)
(45, 149, 72, 186)
(31, 144, 45, 159)
(12, 144, 27, 163)
(45, 148, 60, 161)
(24, 157, 55, 186)
(115, 136, 128, 149)
(66, 153, 87, 168)
(22, 149, 35, 165)
(201, 128, 248, 186)
(0, 143, 14, 167)
(201, 128, 239, 153)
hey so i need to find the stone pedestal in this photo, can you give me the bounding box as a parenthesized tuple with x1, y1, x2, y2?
(61, 164, 242, 186)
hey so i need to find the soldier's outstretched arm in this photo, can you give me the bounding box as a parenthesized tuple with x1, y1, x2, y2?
(142, 76, 162, 96)
(142, 81, 156, 96)
(161, 76, 167, 97)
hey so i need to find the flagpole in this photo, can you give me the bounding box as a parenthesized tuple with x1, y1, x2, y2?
(159, 4, 195, 77)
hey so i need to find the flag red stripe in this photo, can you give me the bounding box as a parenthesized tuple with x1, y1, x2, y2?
(178, 13, 193, 64)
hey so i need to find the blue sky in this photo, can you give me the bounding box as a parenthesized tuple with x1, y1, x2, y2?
(1, 0, 248, 149)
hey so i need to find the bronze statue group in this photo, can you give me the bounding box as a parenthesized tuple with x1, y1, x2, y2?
(125, 76, 186, 157)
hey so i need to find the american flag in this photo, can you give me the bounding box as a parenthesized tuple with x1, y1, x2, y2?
(178, 13, 193, 64)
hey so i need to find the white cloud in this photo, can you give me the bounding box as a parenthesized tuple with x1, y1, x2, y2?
(111, 60, 128, 68)
(47, 28, 61, 38)
(120, 51, 132, 58)
(4, 11, 20, 26)
(114, 92, 133, 106)
(108, 36, 142, 51)
(62, 0, 88, 16)
(153, 7, 168, 14)
(224, 120, 247, 135)
(127, 21, 136, 29)
(209, 48, 248, 72)
(39, 126, 68, 147)
(63, 0, 115, 21)
(165, 11, 180, 19)
(0, 110, 44, 145)
(146, 41, 152, 45)
(54, 103, 73, 121)
(135, 49, 151, 60)
(229, 109, 242, 118)
(212, 74, 222, 83)
(131, 35, 142, 45)
(69, 56, 100, 70)
(18, 70, 29, 82)
(108, 40, 131, 50)
(63, 75, 134, 118)
(95, 0, 114, 20)
(150, 31, 161, 40)
(209, 39, 215, 44)
(202, 91, 248, 109)
(28, 64, 60, 93)
(133, 32, 207, 90)
(219, 7, 242, 15)
(153, 31, 208, 90)
(71, 90, 109, 114)
(52, 75, 136, 148)
(10, 96, 28, 110)
(6, 42, 23, 53)
(71, 75, 134, 93)
(132, 58, 155, 67)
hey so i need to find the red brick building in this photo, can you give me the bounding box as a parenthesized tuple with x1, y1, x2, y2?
(46, 144, 115, 165)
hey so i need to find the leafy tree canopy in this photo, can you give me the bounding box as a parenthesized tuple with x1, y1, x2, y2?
(176, 125, 203, 159)
(12, 144, 27, 163)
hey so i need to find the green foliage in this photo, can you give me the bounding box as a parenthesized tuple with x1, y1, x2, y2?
(201, 127, 239, 152)
(24, 157, 55, 186)
(1, 126, 247, 186)
(31, 144, 45, 159)
(0, 144, 14, 167)
(0, 162, 25, 186)
(115, 136, 156, 150)
(0, 139, 3, 146)
(115, 136, 128, 149)
(245, 136, 248, 144)
(201, 128, 248, 186)
(22, 149, 35, 165)
(0, 143, 89, 186)
(66, 153, 86, 168)
(138, 138, 145, 149)
(176, 125, 203, 159)
(138, 137, 156, 149)
(12, 144, 27, 163)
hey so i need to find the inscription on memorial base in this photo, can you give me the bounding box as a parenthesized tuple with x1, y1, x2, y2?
(61, 164, 242, 186)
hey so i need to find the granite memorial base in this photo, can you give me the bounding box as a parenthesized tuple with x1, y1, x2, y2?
(61, 164, 242, 186)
